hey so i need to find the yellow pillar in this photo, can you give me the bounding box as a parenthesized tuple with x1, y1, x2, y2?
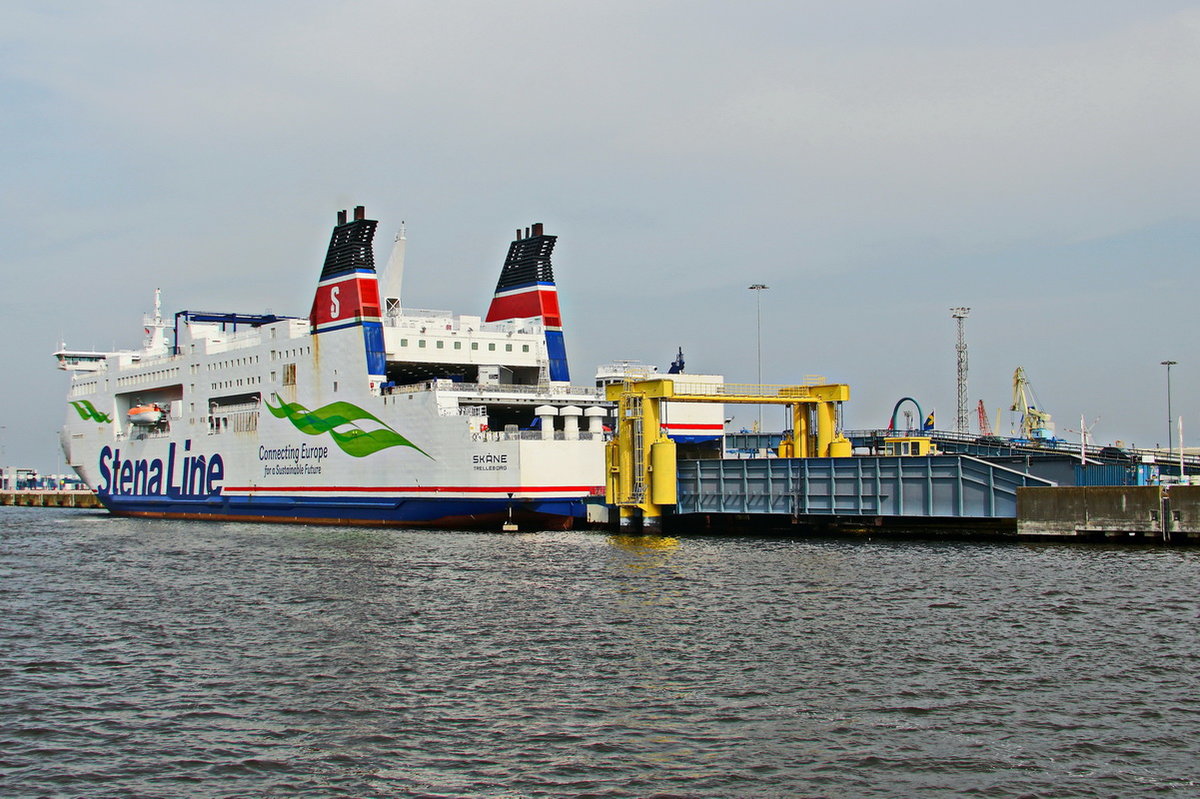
(815, 400, 835, 456)
(650, 439, 678, 505)
(810, 385, 851, 457)
(606, 379, 679, 529)
(792, 402, 811, 458)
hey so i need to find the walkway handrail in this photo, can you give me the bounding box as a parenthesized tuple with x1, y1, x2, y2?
(843, 428, 1200, 467)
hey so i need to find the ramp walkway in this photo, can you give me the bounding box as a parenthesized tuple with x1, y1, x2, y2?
(676, 454, 1054, 518)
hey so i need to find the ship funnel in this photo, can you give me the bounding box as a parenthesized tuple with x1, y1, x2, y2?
(309, 206, 386, 384)
(484, 223, 569, 382)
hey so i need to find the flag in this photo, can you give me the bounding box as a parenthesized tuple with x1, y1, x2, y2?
(923, 410, 935, 431)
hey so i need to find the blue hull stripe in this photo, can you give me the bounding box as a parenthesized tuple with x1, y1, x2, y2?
(98, 493, 593, 526)
(669, 434, 723, 444)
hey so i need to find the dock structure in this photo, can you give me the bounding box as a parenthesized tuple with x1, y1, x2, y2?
(603, 376, 1200, 542)
(846, 428, 1200, 475)
(605, 377, 852, 530)
(1, 490, 101, 508)
(605, 376, 1050, 533)
(677, 455, 1052, 519)
(1018, 485, 1200, 542)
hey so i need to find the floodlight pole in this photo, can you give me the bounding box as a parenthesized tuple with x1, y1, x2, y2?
(1162, 360, 1177, 467)
(749, 284, 769, 433)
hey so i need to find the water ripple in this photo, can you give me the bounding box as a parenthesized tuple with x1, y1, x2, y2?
(2, 508, 1199, 796)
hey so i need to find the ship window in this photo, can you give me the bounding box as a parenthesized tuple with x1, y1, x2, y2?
(454, 341, 462, 350)
(283, 363, 296, 385)
(333, 381, 338, 392)
(436, 341, 444, 349)
(419, 340, 426, 348)
(400, 338, 408, 347)
(505, 344, 513, 352)
(522, 345, 529, 352)
(471, 343, 478, 350)
(488, 343, 496, 351)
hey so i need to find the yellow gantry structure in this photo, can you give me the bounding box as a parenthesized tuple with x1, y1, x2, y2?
(604, 378, 852, 529)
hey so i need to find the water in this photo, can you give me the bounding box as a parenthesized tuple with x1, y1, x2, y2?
(3, 506, 1199, 798)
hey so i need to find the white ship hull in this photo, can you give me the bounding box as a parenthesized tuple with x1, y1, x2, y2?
(59, 208, 609, 529)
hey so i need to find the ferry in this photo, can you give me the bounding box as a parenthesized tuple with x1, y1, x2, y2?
(56, 207, 611, 529)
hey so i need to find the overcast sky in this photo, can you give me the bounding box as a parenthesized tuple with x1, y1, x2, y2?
(3, 1, 1199, 471)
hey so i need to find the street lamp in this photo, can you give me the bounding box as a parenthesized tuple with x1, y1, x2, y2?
(1162, 360, 1177, 462)
(748, 284, 769, 432)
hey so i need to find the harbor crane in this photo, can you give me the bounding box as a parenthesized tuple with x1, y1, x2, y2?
(976, 399, 992, 436)
(1010, 367, 1056, 442)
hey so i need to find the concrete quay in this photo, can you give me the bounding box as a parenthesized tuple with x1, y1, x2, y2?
(1, 490, 102, 509)
(1017, 485, 1200, 543)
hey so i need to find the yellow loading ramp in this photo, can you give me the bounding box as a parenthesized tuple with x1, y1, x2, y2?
(605, 378, 852, 530)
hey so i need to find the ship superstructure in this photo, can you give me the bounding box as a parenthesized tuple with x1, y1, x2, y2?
(57, 207, 609, 528)
(596, 356, 726, 445)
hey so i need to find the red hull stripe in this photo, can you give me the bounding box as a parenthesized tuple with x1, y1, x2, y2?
(223, 484, 603, 494)
(111, 510, 576, 531)
(662, 423, 725, 430)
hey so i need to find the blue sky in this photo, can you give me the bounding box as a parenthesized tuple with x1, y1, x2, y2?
(3, 1, 1199, 470)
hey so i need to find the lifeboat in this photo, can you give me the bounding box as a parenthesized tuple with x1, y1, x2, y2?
(128, 403, 166, 425)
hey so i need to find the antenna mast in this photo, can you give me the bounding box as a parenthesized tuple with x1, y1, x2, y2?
(951, 307, 970, 434)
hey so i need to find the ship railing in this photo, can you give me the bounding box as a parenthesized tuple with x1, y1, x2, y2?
(119, 428, 173, 441)
(211, 400, 261, 414)
(208, 401, 261, 435)
(447, 406, 489, 417)
(468, 382, 604, 399)
(393, 307, 455, 316)
(381, 379, 604, 400)
(381, 310, 544, 336)
(383, 308, 455, 324)
(471, 430, 610, 442)
(843, 428, 1200, 467)
(113, 351, 182, 371)
(596, 361, 659, 381)
(203, 333, 265, 356)
(676, 379, 827, 397)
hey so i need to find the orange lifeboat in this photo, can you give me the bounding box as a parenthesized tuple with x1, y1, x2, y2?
(128, 403, 166, 425)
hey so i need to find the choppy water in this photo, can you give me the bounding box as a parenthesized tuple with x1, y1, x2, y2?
(2, 506, 1199, 798)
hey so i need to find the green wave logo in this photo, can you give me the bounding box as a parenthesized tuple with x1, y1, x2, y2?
(70, 400, 112, 424)
(264, 394, 431, 459)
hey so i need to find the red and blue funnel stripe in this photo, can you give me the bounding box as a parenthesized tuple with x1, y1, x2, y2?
(485, 223, 570, 382)
(309, 206, 387, 380)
